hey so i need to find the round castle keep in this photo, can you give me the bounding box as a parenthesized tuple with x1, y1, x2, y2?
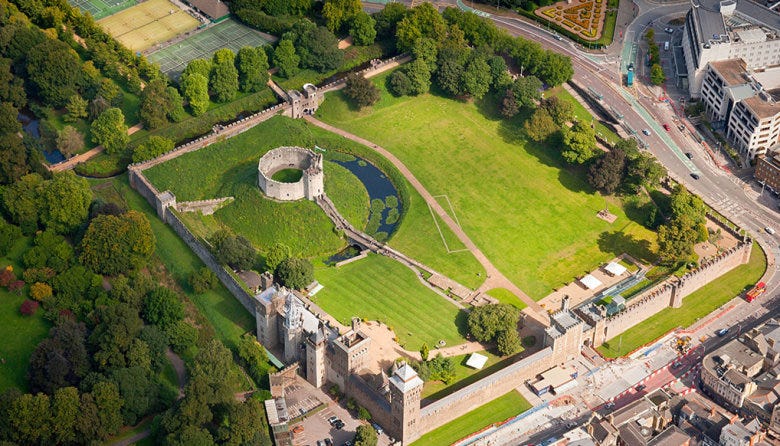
(257, 146, 324, 201)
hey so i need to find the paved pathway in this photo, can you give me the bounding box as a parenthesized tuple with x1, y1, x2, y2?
(303, 116, 548, 323)
(49, 123, 144, 173)
(165, 348, 187, 398)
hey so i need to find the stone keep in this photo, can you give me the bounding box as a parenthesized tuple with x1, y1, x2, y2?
(257, 146, 324, 201)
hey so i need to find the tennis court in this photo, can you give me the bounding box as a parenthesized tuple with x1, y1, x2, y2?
(98, 0, 200, 52)
(68, 0, 137, 20)
(148, 19, 273, 78)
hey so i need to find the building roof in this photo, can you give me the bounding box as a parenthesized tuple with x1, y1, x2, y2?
(465, 353, 488, 370)
(647, 425, 692, 446)
(710, 59, 748, 85)
(551, 309, 582, 330)
(580, 274, 602, 290)
(612, 399, 654, 427)
(187, 0, 229, 20)
(605, 262, 627, 276)
(264, 398, 289, 425)
(389, 363, 423, 393)
(743, 94, 780, 120)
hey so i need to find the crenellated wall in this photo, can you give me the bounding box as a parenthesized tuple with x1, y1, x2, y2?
(175, 197, 234, 215)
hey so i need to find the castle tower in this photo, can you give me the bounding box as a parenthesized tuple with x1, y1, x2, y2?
(256, 288, 283, 348)
(330, 329, 371, 391)
(282, 294, 303, 363)
(389, 362, 423, 444)
(305, 324, 327, 388)
(303, 152, 324, 200)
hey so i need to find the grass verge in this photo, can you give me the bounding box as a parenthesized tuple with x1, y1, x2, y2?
(486, 288, 527, 310)
(421, 351, 514, 400)
(598, 243, 766, 357)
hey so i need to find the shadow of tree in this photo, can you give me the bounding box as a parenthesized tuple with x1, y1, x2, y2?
(597, 230, 655, 265)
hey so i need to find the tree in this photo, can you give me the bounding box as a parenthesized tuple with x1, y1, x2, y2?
(26, 39, 83, 107)
(657, 215, 699, 264)
(350, 11, 377, 46)
(64, 95, 88, 123)
(496, 329, 522, 356)
(295, 26, 343, 73)
(511, 75, 543, 109)
(461, 54, 492, 99)
(189, 266, 218, 294)
(322, 0, 361, 33)
(210, 49, 239, 102)
(523, 108, 558, 142)
(140, 325, 169, 373)
(182, 73, 209, 116)
(420, 342, 430, 361)
(20, 299, 39, 315)
(467, 304, 521, 343)
(412, 38, 438, 72)
(28, 318, 90, 394)
(182, 59, 213, 83)
(0, 133, 30, 186)
(561, 121, 597, 164)
(435, 45, 467, 96)
(650, 64, 665, 85)
(56, 125, 84, 158)
(0, 220, 22, 257)
(0, 102, 20, 137)
(236, 47, 269, 93)
(402, 59, 431, 96)
(343, 74, 380, 109)
(167, 425, 215, 446)
(587, 149, 627, 194)
(2, 173, 45, 233)
(51, 265, 102, 312)
(80, 211, 155, 276)
(501, 89, 519, 118)
(51, 387, 79, 445)
(264, 242, 291, 271)
(211, 232, 256, 271)
(91, 381, 124, 439)
(273, 39, 300, 78)
(669, 184, 705, 224)
(487, 55, 512, 89)
(215, 400, 265, 445)
(536, 51, 573, 87)
(396, 2, 448, 51)
(627, 152, 666, 191)
(275, 257, 314, 290)
(142, 287, 184, 330)
(165, 87, 187, 122)
(89, 303, 144, 371)
(30, 282, 52, 301)
(40, 171, 92, 234)
(540, 96, 574, 126)
(132, 136, 174, 163)
(7, 392, 52, 444)
(354, 424, 378, 446)
(111, 366, 158, 426)
(91, 108, 129, 154)
(374, 2, 407, 38)
(389, 70, 413, 96)
(140, 78, 172, 129)
(190, 340, 236, 406)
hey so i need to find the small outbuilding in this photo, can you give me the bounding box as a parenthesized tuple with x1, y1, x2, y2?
(579, 274, 602, 290)
(604, 261, 627, 277)
(465, 353, 488, 370)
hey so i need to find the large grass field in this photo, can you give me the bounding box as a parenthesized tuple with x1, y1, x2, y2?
(0, 237, 50, 393)
(598, 243, 766, 357)
(411, 390, 531, 446)
(144, 116, 485, 286)
(98, 0, 199, 52)
(317, 72, 657, 299)
(314, 254, 466, 351)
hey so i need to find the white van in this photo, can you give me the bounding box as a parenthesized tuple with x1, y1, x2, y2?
(664, 41, 670, 51)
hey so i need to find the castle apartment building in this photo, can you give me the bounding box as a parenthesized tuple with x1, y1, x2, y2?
(699, 59, 780, 160)
(682, 0, 780, 99)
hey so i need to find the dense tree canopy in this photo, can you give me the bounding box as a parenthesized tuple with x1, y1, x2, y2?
(132, 136, 174, 163)
(396, 2, 448, 51)
(182, 73, 209, 116)
(343, 74, 380, 109)
(587, 148, 627, 194)
(142, 287, 184, 330)
(523, 108, 558, 142)
(40, 171, 92, 234)
(322, 0, 362, 33)
(210, 49, 239, 102)
(210, 230, 256, 271)
(273, 39, 300, 78)
(91, 108, 129, 154)
(26, 39, 83, 107)
(561, 121, 597, 164)
(293, 25, 343, 73)
(275, 257, 314, 290)
(236, 46, 269, 93)
(140, 78, 174, 129)
(80, 210, 156, 276)
(467, 304, 521, 345)
(350, 11, 377, 46)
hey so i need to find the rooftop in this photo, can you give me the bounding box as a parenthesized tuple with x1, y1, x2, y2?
(742, 92, 780, 119)
(551, 309, 582, 330)
(186, 0, 229, 20)
(647, 425, 692, 446)
(264, 398, 289, 425)
(710, 59, 748, 85)
(389, 363, 423, 393)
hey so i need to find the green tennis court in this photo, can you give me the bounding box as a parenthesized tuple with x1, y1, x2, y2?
(148, 19, 273, 78)
(68, 0, 137, 20)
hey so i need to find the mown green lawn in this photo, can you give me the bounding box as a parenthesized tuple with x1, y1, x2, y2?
(0, 237, 50, 393)
(598, 243, 766, 357)
(486, 288, 527, 310)
(314, 254, 466, 351)
(411, 390, 531, 446)
(421, 350, 510, 400)
(317, 73, 656, 299)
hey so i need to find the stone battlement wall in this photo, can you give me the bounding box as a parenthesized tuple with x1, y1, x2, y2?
(600, 241, 751, 345)
(175, 197, 234, 215)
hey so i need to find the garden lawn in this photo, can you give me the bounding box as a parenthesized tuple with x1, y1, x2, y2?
(144, 116, 485, 286)
(317, 73, 657, 299)
(109, 176, 256, 351)
(486, 288, 527, 310)
(598, 243, 766, 357)
(411, 390, 531, 446)
(421, 350, 511, 400)
(314, 254, 466, 351)
(0, 237, 49, 392)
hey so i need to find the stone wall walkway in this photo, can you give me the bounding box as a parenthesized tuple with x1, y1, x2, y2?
(303, 116, 548, 324)
(48, 123, 144, 173)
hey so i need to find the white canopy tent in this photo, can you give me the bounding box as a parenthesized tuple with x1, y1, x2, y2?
(604, 261, 627, 276)
(465, 353, 488, 370)
(579, 274, 602, 290)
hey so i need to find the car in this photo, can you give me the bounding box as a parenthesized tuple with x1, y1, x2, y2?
(672, 361, 682, 369)
(766, 227, 776, 235)
(317, 441, 325, 446)
(685, 152, 693, 159)
(642, 129, 651, 136)
(663, 123, 671, 131)
(716, 328, 730, 337)
(325, 439, 333, 446)
(690, 173, 700, 180)
(604, 402, 615, 409)
(636, 384, 647, 391)
(372, 422, 383, 435)
(664, 27, 674, 33)
(334, 420, 345, 430)
(327, 416, 339, 425)
(555, 34, 564, 41)
(292, 425, 304, 434)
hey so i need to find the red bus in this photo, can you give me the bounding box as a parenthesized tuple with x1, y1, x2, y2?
(746, 282, 766, 302)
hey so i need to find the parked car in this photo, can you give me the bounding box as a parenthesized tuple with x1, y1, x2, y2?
(636, 384, 647, 391)
(372, 422, 383, 435)
(663, 123, 671, 131)
(325, 439, 333, 446)
(690, 173, 700, 180)
(765, 227, 776, 235)
(327, 416, 339, 425)
(292, 425, 304, 434)
(642, 129, 651, 136)
(664, 27, 674, 33)
(685, 152, 693, 159)
(604, 402, 615, 409)
(334, 420, 345, 430)
(716, 328, 729, 337)
(672, 361, 682, 369)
